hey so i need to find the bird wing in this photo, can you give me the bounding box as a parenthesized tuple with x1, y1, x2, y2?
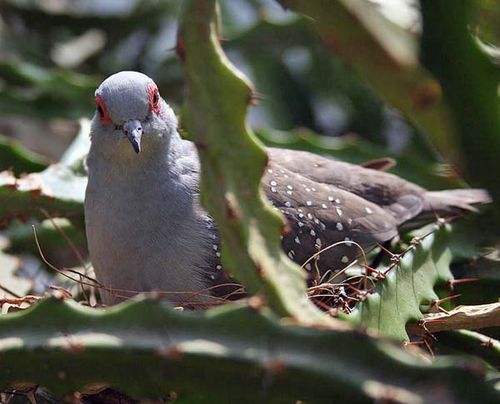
(267, 148, 426, 224)
(263, 162, 398, 278)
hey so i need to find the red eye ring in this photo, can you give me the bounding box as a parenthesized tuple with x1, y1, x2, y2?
(95, 95, 111, 125)
(148, 83, 161, 114)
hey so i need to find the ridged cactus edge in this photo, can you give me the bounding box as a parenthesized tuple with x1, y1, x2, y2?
(349, 225, 454, 341)
(177, 0, 328, 323)
(0, 297, 498, 402)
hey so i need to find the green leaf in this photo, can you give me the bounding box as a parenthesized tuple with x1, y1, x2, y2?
(0, 61, 98, 120)
(0, 134, 47, 175)
(0, 120, 89, 226)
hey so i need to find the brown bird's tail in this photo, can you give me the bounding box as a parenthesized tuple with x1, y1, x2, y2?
(399, 189, 491, 232)
(423, 189, 491, 213)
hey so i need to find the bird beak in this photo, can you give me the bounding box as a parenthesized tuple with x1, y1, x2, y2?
(123, 119, 143, 154)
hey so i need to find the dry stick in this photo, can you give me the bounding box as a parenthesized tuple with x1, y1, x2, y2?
(303, 241, 367, 293)
(32, 225, 102, 289)
(309, 214, 461, 313)
(301, 240, 368, 273)
(407, 303, 500, 336)
(40, 209, 90, 303)
(78, 273, 90, 305)
(0, 295, 40, 306)
(39, 209, 89, 270)
(165, 282, 243, 306)
(0, 283, 22, 299)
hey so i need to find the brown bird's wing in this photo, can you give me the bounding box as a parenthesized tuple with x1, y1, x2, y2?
(267, 148, 426, 225)
(263, 162, 398, 278)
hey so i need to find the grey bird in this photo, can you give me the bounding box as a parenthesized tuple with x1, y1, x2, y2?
(85, 71, 489, 306)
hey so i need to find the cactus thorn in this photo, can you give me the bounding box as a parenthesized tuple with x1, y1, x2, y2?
(448, 278, 479, 290)
(247, 294, 266, 310)
(362, 264, 384, 279)
(431, 294, 461, 308)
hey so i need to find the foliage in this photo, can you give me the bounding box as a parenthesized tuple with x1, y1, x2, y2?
(0, 134, 47, 175)
(0, 0, 498, 400)
(0, 121, 89, 227)
(420, 0, 500, 230)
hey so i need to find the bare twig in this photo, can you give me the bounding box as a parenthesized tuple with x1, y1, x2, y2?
(407, 303, 500, 336)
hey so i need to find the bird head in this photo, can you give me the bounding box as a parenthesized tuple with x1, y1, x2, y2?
(92, 71, 177, 156)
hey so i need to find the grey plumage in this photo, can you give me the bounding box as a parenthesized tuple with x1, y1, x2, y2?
(84, 71, 489, 306)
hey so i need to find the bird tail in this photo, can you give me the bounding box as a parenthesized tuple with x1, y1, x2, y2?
(423, 189, 491, 213)
(399, 189, 491, 232)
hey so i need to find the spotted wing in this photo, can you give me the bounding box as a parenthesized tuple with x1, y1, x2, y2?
(263, 162, 398, 280)
(267, 148, 426, 225)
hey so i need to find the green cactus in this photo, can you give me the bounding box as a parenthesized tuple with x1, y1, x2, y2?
(349, 224, 455, 341)
(419, 0, 500, 228)
(0, 297, 498, 402)
(178, 0, 327, 324)
(435, 330, 500, 371)
(0, 60, 98, 120)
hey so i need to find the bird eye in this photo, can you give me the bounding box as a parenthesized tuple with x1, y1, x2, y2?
(95, 96, 111, 125)
(148, 83, 161, 114)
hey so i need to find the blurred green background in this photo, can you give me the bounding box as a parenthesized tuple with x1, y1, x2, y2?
(0, 0, 482, 160)
(0, 0, 497, 163)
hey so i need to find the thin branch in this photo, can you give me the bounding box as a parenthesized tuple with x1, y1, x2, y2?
(407, 303, 500, 335)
